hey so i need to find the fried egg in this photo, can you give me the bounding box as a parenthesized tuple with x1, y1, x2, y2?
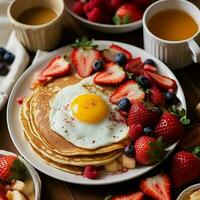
(49, 76, 129, 149)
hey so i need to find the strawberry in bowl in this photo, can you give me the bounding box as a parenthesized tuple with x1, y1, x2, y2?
(0, 151, 41, 200)
(65, 0, 152, 33)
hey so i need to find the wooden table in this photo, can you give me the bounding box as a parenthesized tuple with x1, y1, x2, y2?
(1, 7, 200, 200)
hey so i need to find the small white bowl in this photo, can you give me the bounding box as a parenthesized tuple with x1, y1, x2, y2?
(0, 150, 41, 200)
(65, 0, 142, 33)
(177, 183, 200, 200)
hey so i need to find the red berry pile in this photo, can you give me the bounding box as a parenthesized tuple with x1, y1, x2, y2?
(72, 0, 150, 24)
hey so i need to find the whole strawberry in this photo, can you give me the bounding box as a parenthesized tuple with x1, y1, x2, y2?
(134, 136, 165, 165)
(113, 3, 142, 25)
(170, 148, 200, 188)
(0, 156, 28, 182)
(154, 112, 184, 143)
(127, 102, 159, 127)
(148, 85, 165, 106)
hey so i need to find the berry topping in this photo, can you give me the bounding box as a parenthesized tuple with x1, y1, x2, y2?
(144, 59, 156, 66)
(0, 47, 6, 62)
(143, 127, 153, 136)
(113, 3, 142, 25)
(0, 156, 28, 182)
(137, 75, 150, 88)
(82, 166, 98, 179)
(0, 65, 9, 76)
(144, 70, 177, 90)
(147, 86, 165, 106)
(17, 96, 24, 105)
(94, 63, 125, 85)
(164, 91, 180, 105)
(110, 191, 144, 200)
(134, 136, 165, 165)
(124, 144, 135, 157)
(87, 7, 104, 23)
(125, 57, 144, 75)
(41, 56, 71, 78)
(110, 80, 145, 104)
(102, 44, 132, 63)
(72, 1, 85, 16)
(93, 59, 104, 71)
(143, 64, 157, 72)
(3, 52, 15, 65)
(154, 112, 184, 143)
(127, 102, 159, 127)
(128, 124, 143, 141)
(115, 53, 127, 65)
(70, 37, 101, 78)
(117, 98, 131, 111)
(140, 173, 171, 200)
(170, 148, 200, 188)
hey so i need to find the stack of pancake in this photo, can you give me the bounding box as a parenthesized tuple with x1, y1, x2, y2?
(20, 75, 128, 174)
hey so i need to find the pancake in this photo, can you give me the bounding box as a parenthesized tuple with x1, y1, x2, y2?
(26, 76, 128, 156)
(31, 146, 83, 175)
(21, 95, 123, 166)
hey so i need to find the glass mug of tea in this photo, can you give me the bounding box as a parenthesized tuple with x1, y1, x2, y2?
(143, 0, 200, 69)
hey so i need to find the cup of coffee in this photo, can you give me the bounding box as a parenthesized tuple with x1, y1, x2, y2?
(143, 0, 200, 69)
(7, 0, 65, 52)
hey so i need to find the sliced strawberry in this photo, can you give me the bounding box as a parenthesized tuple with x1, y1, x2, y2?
(41, 56, 71, 78)
(70, 48, 100, 78)
(144, 70, 177, 90)
(94, 63, 125, 85)
(143, 64, 157, 72)
(125, 57, 144, 74)
(110, 80, 145, 104)
(112, 191, 144, 200)
(140, 173, 171, 200)
(102, 44, 132, 63)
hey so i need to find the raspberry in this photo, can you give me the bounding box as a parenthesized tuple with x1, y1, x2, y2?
(128, 124, 143, 141)
(83, 2, 92, 13)
(72, 1, 85, 16)
(90, 0, 103, 8)
(87, 7, 103, 23)
(17, 96, 24, 105)
(82, 166, 98, 179)
(110, 0, 123, 10)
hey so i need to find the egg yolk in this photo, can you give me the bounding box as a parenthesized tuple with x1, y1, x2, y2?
(70, 94, 108, 123)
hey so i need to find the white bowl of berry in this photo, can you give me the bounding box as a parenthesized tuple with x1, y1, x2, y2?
(65, 0, 151, 33)
(0, 150, 41, 200)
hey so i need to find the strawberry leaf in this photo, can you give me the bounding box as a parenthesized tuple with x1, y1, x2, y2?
(192, 146, 200, 157)
(10, 159, 29, 181)
(104, 195, 112, 200)
(113, 15, 121, 25)
(169, 105, 190, 125)
(122, 15, 131, 24)
(71, 37, 97, 49)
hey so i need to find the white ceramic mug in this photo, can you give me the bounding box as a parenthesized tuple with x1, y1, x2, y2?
(7, 0, 65, 52)
(143, 0, 200, 70)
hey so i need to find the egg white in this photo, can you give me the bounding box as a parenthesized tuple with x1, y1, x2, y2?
(49, 76, 129, 149)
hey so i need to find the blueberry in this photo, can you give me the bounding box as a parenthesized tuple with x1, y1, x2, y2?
(144, 59, 156, 66)
(0, 64, 9, 76)
(0, 55, 3, 62)
(115, 53, 127, 65)
(124, 144, 134, 157)
(3, 52, 15, 65)
(137, 75, 150, 88)
(0, 47, 6, 57)
(93, 60, 104, 71)
(118, 98, 131, 111)
(143, 127, 153, 135)
(165, 91, 180, 105)
(152, 106, 163, 116)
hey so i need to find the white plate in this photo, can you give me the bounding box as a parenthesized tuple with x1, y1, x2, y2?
(65, 0, 142, 34)
(0, 150, 41, 200)
(7, 41, 186, 185)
